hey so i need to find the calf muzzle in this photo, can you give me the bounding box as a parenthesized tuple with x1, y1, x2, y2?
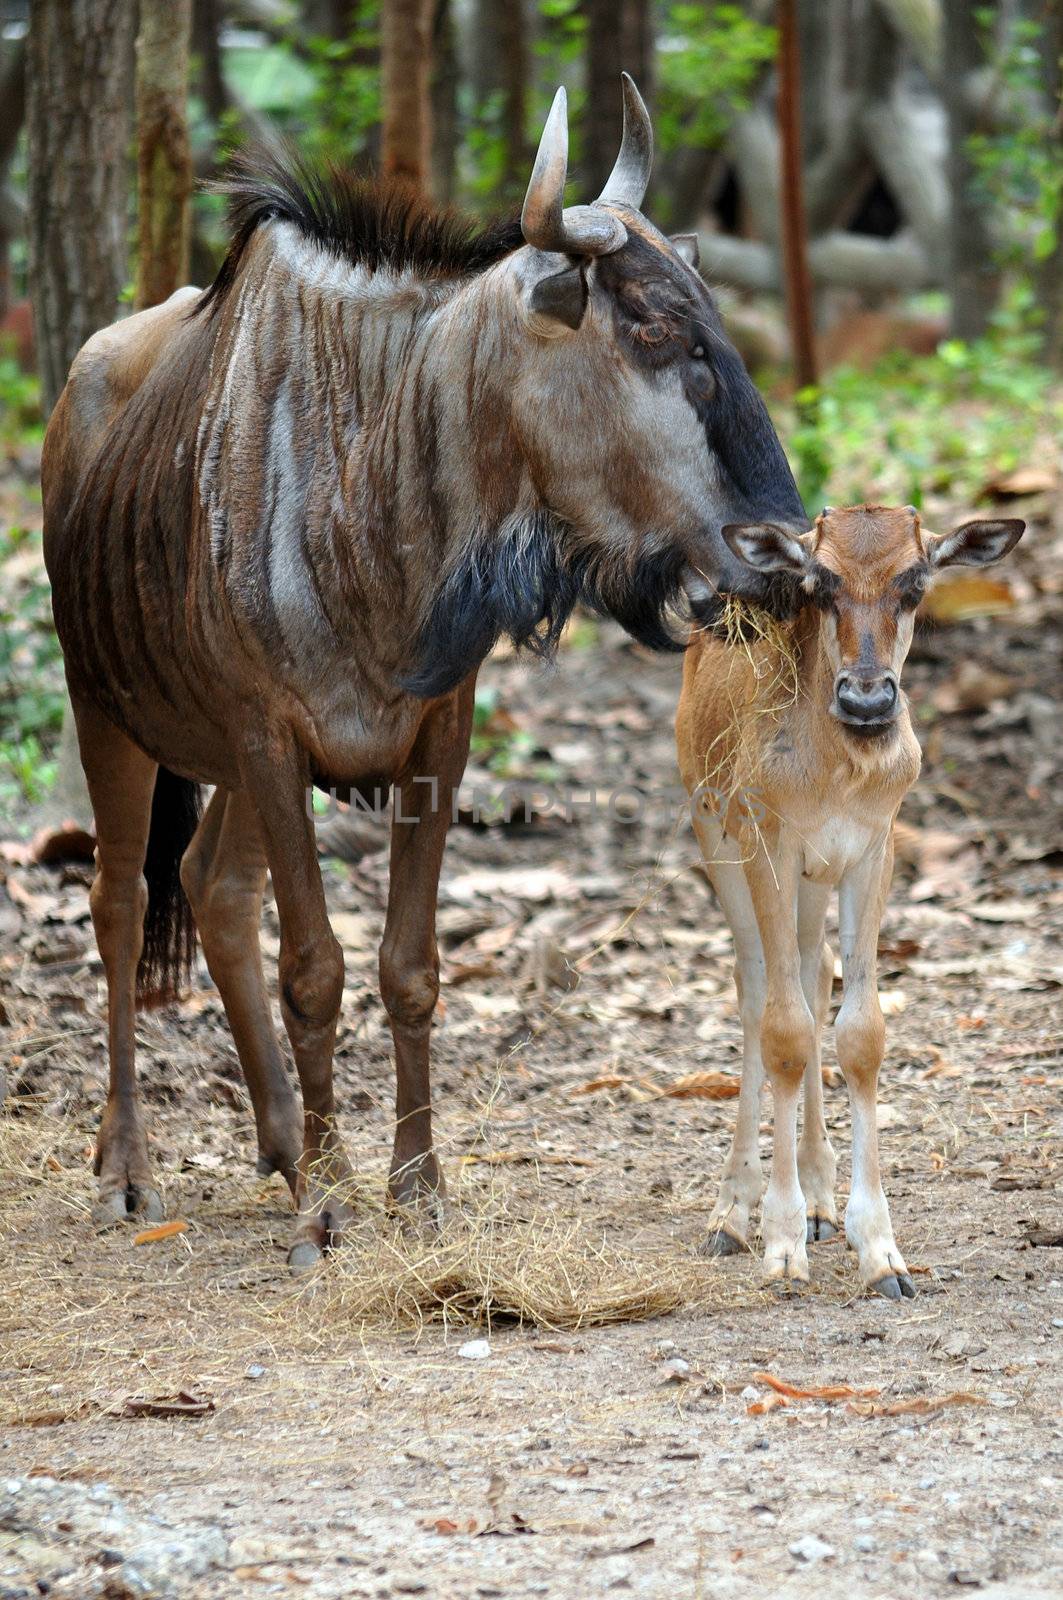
(833, 671, 899, 734)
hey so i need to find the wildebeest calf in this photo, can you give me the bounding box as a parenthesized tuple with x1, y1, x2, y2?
(677, 505, 1024, 1297)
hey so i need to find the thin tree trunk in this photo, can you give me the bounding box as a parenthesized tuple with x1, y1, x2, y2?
(0, 43, 26, 320)
(381, 0, 433, 189)
(430, 0, 459, 202)
(943, 0, 1000, 338)
(584, 0, 624, 192)
(135, 0, 193, 312)
(27, 0, 136, 831)
(499, 0, 528, 198)
(192, 0, 228, 128)
(622, 0, 653, 107)
(27, 0, 136, 415)
(777, 0, 818, 388)
(1033, 0, 1062, 367)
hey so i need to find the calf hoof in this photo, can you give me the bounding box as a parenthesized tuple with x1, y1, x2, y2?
(806, 1215, 837, 1243)
(93, 1185, 164, 1231)
(702, 1227, 748, 1258)
(871, 1271, 917, 1301)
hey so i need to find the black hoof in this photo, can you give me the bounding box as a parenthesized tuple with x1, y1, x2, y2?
(287, 1240, 323, 1276)
(806, 1216, 837, 1243)
(703, 1228, 748, 1258)
(871, 1272, 917, 1301)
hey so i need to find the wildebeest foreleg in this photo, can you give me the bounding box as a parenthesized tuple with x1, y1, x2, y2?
(796, 881, 837, 1242)
(72, 700, 164, 1228)
(241, 733, 351, 1272)
(380, 683, 475, 1216)
(180, 788, 302, 1194)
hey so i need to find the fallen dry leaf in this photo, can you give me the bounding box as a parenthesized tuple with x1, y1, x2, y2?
(932, 661, 1019, 715)
(754, 1372, 882, 1402)
(656, 1072, 740, 1101)
(133, 1220, 188, 1246)
(982, 466, 1057, 498)
(968, 900, 1036, 924)
(747, 1392, 788, 1415)
(108, 1390, 214, 1419)
(921, 572, 1015, 623)
(847, 1392, 986, 1418)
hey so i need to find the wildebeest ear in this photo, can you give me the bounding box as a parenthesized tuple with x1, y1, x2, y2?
(926, 519, 1025, 569)
(722, 523, 810, 574)
(528, 262, 588, 331)
(670, 233, 700, 269)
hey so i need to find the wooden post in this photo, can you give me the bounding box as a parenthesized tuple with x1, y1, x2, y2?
(776, 0, 817, 389)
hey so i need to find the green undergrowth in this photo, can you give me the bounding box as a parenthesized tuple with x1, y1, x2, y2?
(779, 309, 1060, 514)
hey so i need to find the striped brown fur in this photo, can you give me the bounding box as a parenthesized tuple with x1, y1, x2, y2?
(42, 81, 808, 1256)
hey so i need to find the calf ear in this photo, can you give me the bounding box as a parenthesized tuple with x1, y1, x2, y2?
(670, 233, 700, 269)
(722, 523, 810, 574)
(927, 519, 1025, 569)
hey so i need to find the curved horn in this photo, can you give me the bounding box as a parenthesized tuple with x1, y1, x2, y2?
(522, 87, 627, 256)
(596, 72, 653, 210)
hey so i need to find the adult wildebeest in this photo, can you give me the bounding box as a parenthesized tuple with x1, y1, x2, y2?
(677, 505, 1024, 1297)
(44, 76, 806, 1269)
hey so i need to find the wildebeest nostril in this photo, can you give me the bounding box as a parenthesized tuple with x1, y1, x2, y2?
(836, 674, 898, 722)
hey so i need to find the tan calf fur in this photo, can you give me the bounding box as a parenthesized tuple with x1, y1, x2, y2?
(677, 504, 1024, 1298)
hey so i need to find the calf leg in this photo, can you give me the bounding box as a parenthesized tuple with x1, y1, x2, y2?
(180, 788, 301, 1193)
(694, 817, 766, 1254)
(837, 835, 914, 1299)
(797, 882, 837, 1242)
(239, 732, 350, 1272)
(380, 684, 474, 1214)
(745, 839, 814, 1287)
(72, 699, 163, 1227)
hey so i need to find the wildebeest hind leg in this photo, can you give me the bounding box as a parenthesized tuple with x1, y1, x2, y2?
(180, 788, 302, 1195)
(71, 699, 164, 1228)
(380, 683, 475, 1219)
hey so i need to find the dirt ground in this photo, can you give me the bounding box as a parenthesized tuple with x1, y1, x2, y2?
(1, 485, 1061, 1599)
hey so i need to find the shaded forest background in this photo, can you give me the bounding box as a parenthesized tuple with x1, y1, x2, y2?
(0, 0, 1060, 812)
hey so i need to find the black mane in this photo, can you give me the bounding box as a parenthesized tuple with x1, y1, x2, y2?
(198, 146, 525, 317)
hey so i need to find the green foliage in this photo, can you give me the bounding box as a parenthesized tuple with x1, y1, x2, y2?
(968, 13, 1061, 275)
(293, 6, 381, 166)
(777, 322, 1059, 516)
(655, 4, 776, 154)
(0, 527, 64, 805)
(0, 356, 43, 443)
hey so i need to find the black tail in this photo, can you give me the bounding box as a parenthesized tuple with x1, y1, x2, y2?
(136, 767, 203, 1008)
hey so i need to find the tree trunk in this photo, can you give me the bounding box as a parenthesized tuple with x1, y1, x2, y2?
(27, 0, 137, 416)
(942, 0, 1000, 338)
(621, 0, 653, 108)
(1033, 0, 1062, 368)
(499, 0, 528, 198)
(381, 0, 433, 189)
(192, 0, 228, 128)
(777, 0, 817, 388)
(429, 0, 459, 201)
(0, 42, 26, 321)
(134, 0, 193, 313)
(27, 0, 136, 830)
(584, 0, 624, 192)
